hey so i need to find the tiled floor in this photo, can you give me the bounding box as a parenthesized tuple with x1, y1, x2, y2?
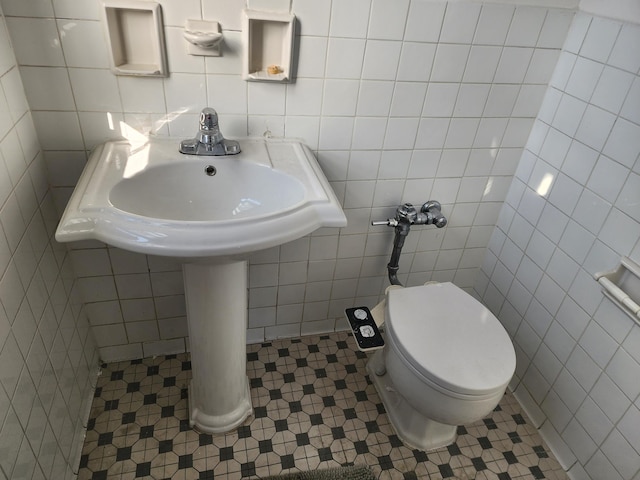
(79, 331, 567, 479)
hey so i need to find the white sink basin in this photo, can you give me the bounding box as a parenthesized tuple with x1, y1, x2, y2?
(56, 137, 346, 257)
(56, 135, 346, 435)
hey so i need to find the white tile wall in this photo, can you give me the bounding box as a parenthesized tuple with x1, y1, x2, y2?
(0, 6, 98, 480)
(16, 0, 576, 360)
(0, 3, 598, 475)
(477, 12, 640, 480)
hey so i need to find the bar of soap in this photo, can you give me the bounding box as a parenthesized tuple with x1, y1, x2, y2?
(267, 65, 282, 74)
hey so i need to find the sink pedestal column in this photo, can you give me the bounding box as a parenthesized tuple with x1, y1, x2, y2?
(183, 261, 253, 433)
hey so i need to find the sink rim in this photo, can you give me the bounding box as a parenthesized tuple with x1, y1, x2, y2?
(108, 158, 308, 223)
(55, 136, 347, 258)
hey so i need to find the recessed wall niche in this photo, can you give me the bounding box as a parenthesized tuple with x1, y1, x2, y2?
(103, 0, 168, 77)
(242, 9, 296, 83)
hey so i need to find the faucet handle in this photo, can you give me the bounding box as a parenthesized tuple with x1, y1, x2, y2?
(200, 108, 218, 130)
(371, 219, 399, 227)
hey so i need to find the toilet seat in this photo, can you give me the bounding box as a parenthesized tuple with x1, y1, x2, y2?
(386, 282, 515, 396)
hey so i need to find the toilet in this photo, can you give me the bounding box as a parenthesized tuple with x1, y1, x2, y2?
(366, 282, 516, 451)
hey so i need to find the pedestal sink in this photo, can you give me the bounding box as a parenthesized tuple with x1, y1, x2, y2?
(56, 136, 347, 433)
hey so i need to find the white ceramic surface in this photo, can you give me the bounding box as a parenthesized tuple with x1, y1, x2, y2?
(55, 134, 346, 434)
(55, 136, 346, 258)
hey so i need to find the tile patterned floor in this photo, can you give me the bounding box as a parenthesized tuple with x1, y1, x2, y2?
(79, 331, 568, 479)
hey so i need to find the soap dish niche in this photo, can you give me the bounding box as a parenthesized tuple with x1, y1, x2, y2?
(103, 0, 168, 77)
(242, 10, 295, 83)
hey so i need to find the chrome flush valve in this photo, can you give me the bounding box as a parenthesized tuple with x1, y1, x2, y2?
(371, 200, 447, 286)
(372, 201, 447, 229)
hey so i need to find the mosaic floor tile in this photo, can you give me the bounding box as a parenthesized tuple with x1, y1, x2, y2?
(79, 332, 568, 479)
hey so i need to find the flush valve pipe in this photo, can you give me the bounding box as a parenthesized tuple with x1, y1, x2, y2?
(372, 201, 447, 286)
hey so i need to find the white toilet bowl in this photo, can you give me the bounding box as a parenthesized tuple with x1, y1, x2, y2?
(366, 282, 516, 451)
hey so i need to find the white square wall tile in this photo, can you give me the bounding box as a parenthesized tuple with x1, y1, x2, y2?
(118, 77, 166, 114)
(322, 79, 359, 116)
(454, 84, 490, 117)
(558, 220, 594, 264)
(164, 74, 206, 114)
(616, 172, 640, 223)
(383, 118, 418, 150)
(474, 4, 514, 45)
(601, 429, 640, 479)
(565, 56, 603, 102)
(575, 398, 614, 446)
(537, 9, 574, 49)
(248, 82, 286, 116)
(603, 118, 640, 169)
(580, 16, 621, 63)
(325, 38, 365, 79)
(552, 94, 587, 137)
(620, 77, 640, 126)
(549, 51, 577, 90)
(115, 274, 152, 299)
(397, 42, 436, 82)
(351, 117, 386, 150)
(78, 276, 117, 303)
(206, 75, 247, 115)
(157, 0, 200, 27)
(344, 180, 375, 209)
(85, 301, 123, 326)
(440, 3, 481, 44)
(32, 111, 84, 150)
(590, 66, 634, 115)
(57, 19, 110, 68)
(494, 47, 533, 84)
(5, 18, 65, 67)
(78, 112, 125, 150)
(1, 68, 28, 123)
(356, 81, 394, 117)
(586, 155, 629, 204)
(69, 249, 111, 277)
(68, 68, 122, 112)
(430, 44, 469, 83)
(125, 320, 159, 343)
(484, 85, 519, 118)
(19, 67, 75, 111)
(608, 23, 640, 74)
(415, 118, 449, 149)
(445, 119, 479, 149)
(390, 82, 426, 117)
(292, 0, 331, 36)
(590, 373, 631, 423)
(524, 49, 560, 85)
(505, 6, 547, 47)
(286, 78, 323, 117)
(513, 84, 547, 118)
(362, 41, 402, 81)
(606, 349, 640, 401)
(368, 0, 410, 40)
(463, 46, 501, 83)
(598, 208, 640, 256)
(562, 140, 598, 184)
(284, 116, 320, 149)
(329, 0, 370, 38)
(404, 1, 445, 43)
(319, 117, 354, 150)
(423, 83, 458, 118)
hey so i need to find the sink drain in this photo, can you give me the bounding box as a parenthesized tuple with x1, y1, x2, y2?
(204, 165, 217, 176)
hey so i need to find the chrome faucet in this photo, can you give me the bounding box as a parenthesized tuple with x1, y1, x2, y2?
(179, 108, 241, 156)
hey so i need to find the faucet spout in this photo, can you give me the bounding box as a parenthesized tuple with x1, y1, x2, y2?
(179, 107, 241, 156)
